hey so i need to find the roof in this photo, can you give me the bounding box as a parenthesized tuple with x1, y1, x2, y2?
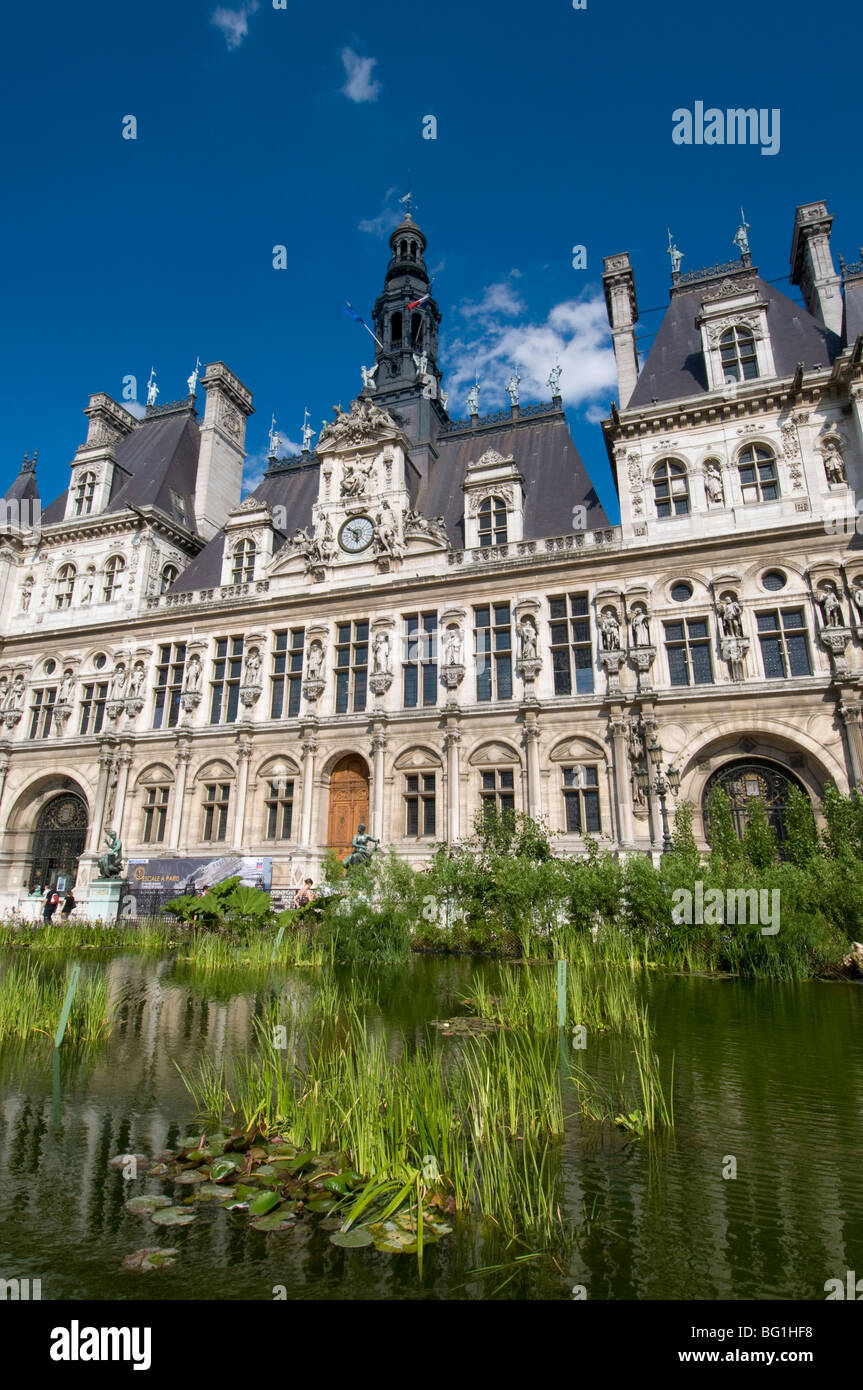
(3, 462, 40, 506)
(629, 274, 841, 408)
(842, 278, 863, 346)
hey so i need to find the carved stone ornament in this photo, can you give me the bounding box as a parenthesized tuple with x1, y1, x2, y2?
(705, 315, 763, 348)
(239, 684, 262, 709)
(468, 485, 514, 517)
(369, 671, 394, 696)
(318, 396, 400, 449)
(474, 448, 506, 467)
(701, 277, 756, 302)
(721, 634, 750, 681)
(180, 690, 202, 714)
(599, 649, 626, 692)
(441, 663, 465, 691)
(124, 697, 145, 718)
(221, 403, 242, 439)
(301, 677, 325, 703)
(1, 708, 22, 729)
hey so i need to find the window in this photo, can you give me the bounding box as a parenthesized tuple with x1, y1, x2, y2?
(264, 778, 294, 840)
(335, 620, 368, 713)
(103, 555, 125, 602)
(757, 609, 811, 678)
(670, 581, 693, 602)
(405, 773, 436, 837)
(210, 637, 244, 723)
(160, 564, 179, 594)
(762, 570, 787, 592)
(474, 603, 513, 702)
(231, 538, 256, 584)
(480, 768, 516, 818)
(271, 629, 304, 718)
(391, 311, 403, 348)
(549, 594, 594, 695)
(738, 445, 779, 504)
(478, 496, 508, 547)
(202, 783, 231, 841)
(403, 613, 438, 707)
(170, 490, 189, 528)
(143, 786, 169, 844)
(664, 618, 714, 686)
(562, 766, 601, 834)
(28, 687, 57, 740)
(54, 564, 76, 610)
(653, 460, 690, 518)
(74, 471, 96, 517)
(153, 643, 186, 729)
(719, 325, 759, 382)
(79, 682, 108, 735)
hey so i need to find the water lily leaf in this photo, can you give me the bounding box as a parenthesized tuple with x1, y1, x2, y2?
(195, 1183, 236, 1201)
(251, 1211, 295, 1233)
(210, 1157, 241, 1181)
(233, 1183, 259, 1201)
(306, 1195, 336, 1213)
(330, 1227, 374, 1248)
(284, 1153, 316, 1175)
(124, 1194, 174, 1216)
(266, 1142, 296, 1158)
(249, 1146, 268, 1161)
(175, 1168, 208, 1185)
(322, 1175, 352, 1196)
(249, 1190, 281, 1216)
(122, 1247, 179, 1271)
(151, 1206, 197, 1227)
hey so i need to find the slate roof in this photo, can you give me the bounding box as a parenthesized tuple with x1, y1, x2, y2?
(2, 462, 40, 505)
(169, 409, 608, 593)
(842, 278, 863, 346)
(629, 275, 842, 408)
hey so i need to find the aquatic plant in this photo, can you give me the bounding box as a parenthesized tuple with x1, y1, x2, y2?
(0, 959, 112, 1044)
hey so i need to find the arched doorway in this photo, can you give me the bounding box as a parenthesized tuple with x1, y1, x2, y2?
(327, 755, 370, 858)
(701, 758, 807, 847)
(29, 793, 89, 890)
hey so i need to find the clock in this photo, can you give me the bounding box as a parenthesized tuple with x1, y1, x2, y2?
(339, 515, 374, 553)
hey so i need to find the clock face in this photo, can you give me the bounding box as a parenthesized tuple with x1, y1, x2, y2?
(339, 515, 374, 553)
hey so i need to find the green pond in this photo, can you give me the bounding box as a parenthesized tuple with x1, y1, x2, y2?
(0, 950, 861, 1301)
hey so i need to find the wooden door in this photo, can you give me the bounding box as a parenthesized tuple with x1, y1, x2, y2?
(327, 755, 370, 857)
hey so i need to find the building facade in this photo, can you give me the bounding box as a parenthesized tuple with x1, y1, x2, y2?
(2, 201, 863, 912)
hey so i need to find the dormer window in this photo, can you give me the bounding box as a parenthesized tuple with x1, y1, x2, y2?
(74, 472, 96, 517)
(720, 326, 759, 382)
(160, 564, 179, 594)
(170, 489, 188, 527)
(478, 496, 508, 547)
(653, 459, 690, 518)
(738, 444, 779, 503)
(103, 555, 125, 602)
(55, 564, 76, 610)
(231, 538, 256, 583)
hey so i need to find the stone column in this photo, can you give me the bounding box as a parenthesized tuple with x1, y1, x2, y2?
(111, 745, 133, 837)
(168, 740, 191, 852)
(838, 700, 863, 788)
(850, 385, 863, 461)
(523, 710, 542, 820)
(299, 722, 319, 847)
(86, 745, 115, 854)
(609, 713, 634, 846)
(444, 713, 461, 844)
(370, 721, 387, 843)
(0, 746, 10, 825)
(232, 731, 253, 849)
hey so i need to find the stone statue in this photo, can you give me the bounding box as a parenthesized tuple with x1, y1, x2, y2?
(301, 409, 316, 453)
(343, 822, 380, 869)
(361, 363, 379, 391)
(20, 581, 32, 612)
(0, 678, 7, 707)
(4, 674, 24, 710)
(372, 630, 391, 675)
(733, 208, 750, 257)
(245, 647, 262, 683)
(81, 570, 95, 604)
(519, 617, 538, 661)
(341, 454, 374, 498)
(631, 607, 650, 647)
(128, 662, 145, 698)
(412, 351, 429, 377)
(183, 654, 202, 692)
(820, 585, 844, 628)
(187, 356, 201, 396)
(58, 670, 75, 705)
(374, 499, 400, 558)
(146, 368, 159, 407)
(444, 626, 463, 666)
(506, 373, 520, 406)
(667, 231, 684, 274)
(547, 364, 562, 397)
(268, 414, 279, 458)
(306, 640, 324, 680)
(852, 584, 863, 619)
(98, 829, 123, 879)
(111, 664, 128, 700)
(823, 439, 846, 485)
(705, 461, 725, 504)
(717, 596, 743, 637)
(466, 381, 480, 415)
(439, 388, 448, 412)
(599, 611, 621, 651)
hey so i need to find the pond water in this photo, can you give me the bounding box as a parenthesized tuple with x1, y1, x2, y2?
(0, 951, 860, 1301)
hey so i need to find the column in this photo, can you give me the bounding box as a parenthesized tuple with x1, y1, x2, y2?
(370, 721, 387, 843)
(839, 701, 863, 788)
(523, 711, 542, 820)
(0, 746, 10, 825)
(299, 723, 318, 846)
(232, 732, 252, 848)
(609, 714, 634, 845)
(111, 745, 133, 836)
(168, 740, 191, 852)
(86, 744, 115, 854)
(444, 717, 461, 844)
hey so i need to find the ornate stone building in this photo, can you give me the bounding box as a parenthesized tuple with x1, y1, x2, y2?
(2, 201, 863, 911)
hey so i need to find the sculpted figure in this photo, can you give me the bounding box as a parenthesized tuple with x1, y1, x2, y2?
(245, 647, 262, 683)
(183, 654, 202, 692)
(97, 829, 123, 880)
(306, 640, 324, 680)
(823, 440, 845, 485)
(58, 669, 75, 705)
(343, 821, 380, 869)
(444, 626, 462, 666)
(128, 662, 145, 698)
(852, 584, 863, 619)
(111, 664, 128, 700)
(5, 674, 25, 709)
(705, 461, 724, 504)
(520, 617, 538, 662)
(631, 607, 650, 646)
(820, 585, 844, 628)
(599, 611, 621, 651)
(372, 630, 391, 674)
(718, 596, 743, 637)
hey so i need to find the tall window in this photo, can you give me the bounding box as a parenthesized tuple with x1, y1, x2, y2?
(664, 618, 714, 687)
(391, 311, 403, 348)
(103, 555, 125, 601)
(562, 766, 601, 833)
(271, 629, 304, 718)
(231, 538, 256, 583)
(478, 496, 508, 547)
(210, 638, 244, 723)
(403, 613, 438, 707)
(405, 773, 436, 837)
(653, 460, 690, 518)
(480, 768, 516, 817)
(54, 564, 76, 610)
(153, 643, 186, 729)
(79, 682, 108, 735)
(757, 609, 812, 678)
(202, 783, 231, 841)
(738, 445, 779, 504)
(143, 786, 169, 844)
(160, 564, 179, 594)
(264, 778, 294, 840)
(74, 471, 96, 517)
(474, 603, 512, 701)
(335, 620, 368, 713)
(720, 325, 758, 382)
(28, 687, 57, 740)
(549, 594, 594, 695)
(170, 490, 189, 528)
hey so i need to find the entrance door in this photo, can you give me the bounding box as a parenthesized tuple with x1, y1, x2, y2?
(702, 758, 805, 849)
(29, 793, 89, 891)
(327, 755, 370, 858)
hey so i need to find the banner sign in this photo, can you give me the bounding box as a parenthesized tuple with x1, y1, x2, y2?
(126, 855, 272, 916)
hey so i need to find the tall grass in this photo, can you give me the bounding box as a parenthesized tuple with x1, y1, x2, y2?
(0, 960, 112, 1044)
(465, 955, 648, 1039)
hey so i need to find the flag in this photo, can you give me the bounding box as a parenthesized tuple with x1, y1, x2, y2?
(407, 293, 431, 310)
(342, 301, 364, 324)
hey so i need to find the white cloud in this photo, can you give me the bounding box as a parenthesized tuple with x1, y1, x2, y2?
(211, 1, 259, 51)
(341, 47, 381, 103)
(242, 431, 301, 494)
(125, 399, 146, 420)
(442, 286, 616, 418)
(358, 185, 399, 236)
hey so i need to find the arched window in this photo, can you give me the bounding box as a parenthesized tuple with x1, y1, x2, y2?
(719, 325, 758, 382)
(399, 239, 407, 258)
(478, 496, 508, 547)
(653, 459, 690, 517)
(738, 444, 779, 504)
(103, 555, 125, 602)
(160, 564, 179, 594)
(54, 564, 76, 610)
(390, 311, 402, 348)
(74, 471, 96, 517)
(231, 538, 256, 583)
(411, 313, 423, 348)
(410, 239, 417, 258)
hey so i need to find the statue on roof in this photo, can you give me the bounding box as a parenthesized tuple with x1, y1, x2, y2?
(146, 368, 159, 407)
(466, 375, 480, 416)
(268, 414, 280, 459)
(733, 208, 750, 257)
(187, 357, 201, 396)
(667, 230, 684, 275)
(547, 363, 562, 398)
(506, 373, 520, 407)
(301, 409, 316, 453)
(361, 363, 379, 392)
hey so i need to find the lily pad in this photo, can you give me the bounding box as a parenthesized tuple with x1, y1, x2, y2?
(122, 1247, 179, 1272)
(306, 1195, 337, 1213)
(194, 1183, 236, 1201)
(124, 1194, 174, 1216)
(330, 1227, 374, 1248)
(210, 1157, 241, 1182)
(175, 1168, 209, 1185)
(249, 1189, 281, 1216)
(151, 1206, 197, 1227)
(251, 1210, 296, 1233)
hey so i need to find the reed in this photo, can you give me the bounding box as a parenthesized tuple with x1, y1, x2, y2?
(0, 959, 112, 1044)
(464, 955, 647, 1039)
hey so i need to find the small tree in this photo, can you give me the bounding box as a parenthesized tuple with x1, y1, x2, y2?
(706, 785, 743, 874)
(741, 797, 778, 870)
(783, 786, 819, 867)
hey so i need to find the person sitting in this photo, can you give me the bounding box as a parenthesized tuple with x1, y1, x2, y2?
(293, 878, 317, 909)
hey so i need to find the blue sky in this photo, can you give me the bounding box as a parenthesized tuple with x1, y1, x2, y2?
(2, 0, 860, 525)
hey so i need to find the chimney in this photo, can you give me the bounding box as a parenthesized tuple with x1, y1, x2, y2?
(602, 253, 640, 407)
(790, 202, 843, 336)
(196, 363, 254, 540)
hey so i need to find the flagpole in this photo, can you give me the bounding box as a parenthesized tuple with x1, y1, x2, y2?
(363, 322, 385, 351)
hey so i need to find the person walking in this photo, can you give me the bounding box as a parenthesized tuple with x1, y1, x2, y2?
(43, 886, 60, 922)
(61, 889, 76, 920)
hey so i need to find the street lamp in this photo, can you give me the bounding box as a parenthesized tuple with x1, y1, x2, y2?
(642, 739, 681, 853)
